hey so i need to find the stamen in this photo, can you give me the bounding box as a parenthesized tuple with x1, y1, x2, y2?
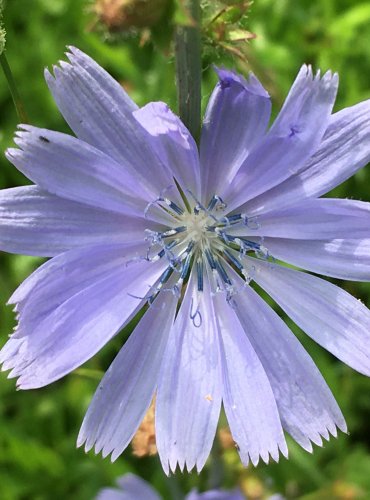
(221, 213, 243, 224)
(236, 237, 261, 251)
(205, 248, 217, 270)
(207, 194, 226, 211)
(149, 239, 179, 263)
(222, 248, 244, 271)
(196, 259, 204, 292)
(180, 252, 192, 280)
(144, 185, 184, 218)
(186, 190, 219, 222)
(161, 198, 184, 216)
(215, 258, 232, 285)
(159, 266, 173, 285)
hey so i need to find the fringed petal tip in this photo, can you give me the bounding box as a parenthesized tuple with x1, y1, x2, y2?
(163, 437, 289, 474)
(241, 440, 289, 468)
(159, 457, 204, 476)
(0, 348, 50, 391)
(44, 46, 103, 84)
(76, 434, 124, 464)
(295, 418, 348, 454)
(43, 58, 73, 85)
(6, 126, 33, 157)
(297, 63, 338, 87)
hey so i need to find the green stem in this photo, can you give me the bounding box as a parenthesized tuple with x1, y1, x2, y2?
(175, 0, 201, 143)
(0, 52, 28, 123)
(208, 435, 224, 490)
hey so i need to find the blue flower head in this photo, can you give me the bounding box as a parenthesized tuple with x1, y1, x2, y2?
(1, 48, 370, 473)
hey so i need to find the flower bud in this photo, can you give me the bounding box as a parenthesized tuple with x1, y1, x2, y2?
(94, 0, 169, 32)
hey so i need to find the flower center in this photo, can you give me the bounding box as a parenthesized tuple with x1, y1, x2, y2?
(182, 211, 209, 243)
(142, 191, 268, 313)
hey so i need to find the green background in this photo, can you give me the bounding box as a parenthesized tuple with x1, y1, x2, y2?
(0, 0, 369, 498)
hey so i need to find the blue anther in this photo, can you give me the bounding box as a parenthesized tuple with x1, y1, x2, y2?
(166, 200, 184, 215)
(215, 259, 232, 285)
(207, 195, 218, 211)
(219, 232, 233, 244)
(196, 260, 204, 291)
(180, 252, 192, 280)
(224, 213, 243, 223)
(160, 266, 173, 284)
(208, 194, 226, 211)
(223, 249, 244, 271)
(185, 241, 195, 254)
(239, 238, 261, 251)
(205, 248, 217, 270)
(166, 240, 179, 250)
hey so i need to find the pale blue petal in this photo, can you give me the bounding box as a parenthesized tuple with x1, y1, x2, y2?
(228, 267, 346, 451)
(0, 244, 167, 388)
(77, 290, 178, 461)
(133, 102, 201, 198)
(241, 99, 370, 216)
(7, 125, 175, 226)
(263, 237, 370, 281)
(156, 271, 222, 474)
(246, 258, 370, 376)
(224, 66, 338, 212)
(228, 199, 370, 240)
(215, 293, 287, 466)
(0, 185, 151, 256)
(45, 47, 176, 195)
(200, 69, 271, 201)
(7, 126, 148, 213)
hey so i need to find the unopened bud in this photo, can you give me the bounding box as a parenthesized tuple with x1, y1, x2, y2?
(94, 0, 169, 32)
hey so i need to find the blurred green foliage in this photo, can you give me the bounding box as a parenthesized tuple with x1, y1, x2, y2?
(0, 0, 369, 499)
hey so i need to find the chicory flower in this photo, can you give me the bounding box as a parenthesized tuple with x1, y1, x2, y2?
(1, 47, 370, 472)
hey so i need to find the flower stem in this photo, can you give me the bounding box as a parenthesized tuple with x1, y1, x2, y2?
(0, 52, 28, 123)
(175, 0, 201, 143)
